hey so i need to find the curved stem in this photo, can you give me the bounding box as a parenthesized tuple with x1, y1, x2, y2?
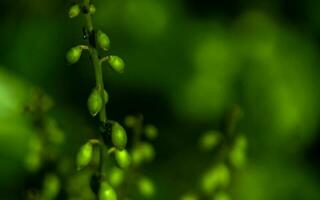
(100, 56, 109, 64)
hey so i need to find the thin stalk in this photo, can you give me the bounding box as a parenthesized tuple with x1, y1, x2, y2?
(82, 2, 108, 199)
(83, 0, 107, 123)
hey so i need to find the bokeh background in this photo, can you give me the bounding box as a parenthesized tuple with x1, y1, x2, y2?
(0, 0, 320, 199)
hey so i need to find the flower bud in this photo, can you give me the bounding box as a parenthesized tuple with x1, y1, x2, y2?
(25, 135, 42, 172)
(88, 87, 103, 117)
(69, 4, 81, 18)
(131, 147, 144, 166)
(229, 135, 247, 169)
(198, 131, 221, 151)
(138, 177, 155, 198)
(66, 46, 82, 64)
(111, 122, 127, 150)
(97, 30, 110, 51)
(214, 192, 231, 200)
(144, 124, 158, 140)
(180, 193, 198, 200)
(103, 89, 109, 104)
(108, 56, 125, 73)
(124, 115, 137, 127)
(42, 174, 61, 200)
(109, 167, 124, 187)
(99, 182, 117, 200)
(89, 4, 96, 14)
(140, 142, 155, 162)
(201, 164, 230, 194)
(76, 142, 93, 171)
(115, 149, 131, 169)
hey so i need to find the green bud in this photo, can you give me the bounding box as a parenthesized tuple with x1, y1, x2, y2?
(99, 182, 117, 200)
(198, 131, 221, 151)
(124, 115, 137, 127)
(144, 124, 158, 140)
(25, 135, 42, 172)
(229, 135, 247, 169)
(181, 193, 198, 200)
(66, 46, 82, 64)
(131, 147, 144, 166)
(115, 149, 131, 169)
(111, 122, 127, 150)
(76, 142, 93, 171)
(97, 30, 110, 51)
(103, 90, 109, 104)
(201, 164, 230, 194)
(214, 192, 231, 200)
(46, 118, 65, 145)
(108, 56, 125, 73)
(42, 174, 61, 199)
(88, 87, 103, 117)
(109, 167, 124, 187)
(89, 4, 96, 14)
(138, 177, 155, 198)
(235, 134, 247, 149)
(69, 4, 81, 18)
(140, 142, 155, 162)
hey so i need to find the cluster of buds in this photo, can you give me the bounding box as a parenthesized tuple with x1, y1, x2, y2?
(66, 0, 128, 199)
(75, 120, 129, 200)
(66, 0, 125, 120)
(181, 106, 247, 200)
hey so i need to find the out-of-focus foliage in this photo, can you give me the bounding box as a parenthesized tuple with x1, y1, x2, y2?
(0, 0, 320, 199)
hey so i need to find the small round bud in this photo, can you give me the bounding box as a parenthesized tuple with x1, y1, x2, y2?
(103, 90, 109, 104)
(76, 142, 93, 171)
(131, 147, 144, 166)
(138, 177, 155, 198)
(214, 192, 231, 200)
(108, 55, 125, 73)
(201, 164, 230, 194)
(66, 46, 82, 64)
(89, 4, 96, 14)
(99, 182, 117, 200)
(140, 142, 155, 162)
(124, 115, 137, 127)
(144, 124, 158, 140)
(109, 167, 124, 187)
(198, 131, 222, 151)
(25, 135, 42, 172)
(115, 149, 131, 169)
(69, 4, 81, 18)
(88, 87, 103, 117)
(111, 122, 127, 150)
(42, 174, 61, 200)
(229, 135, 247, 169)
(181, 193, 198, 200)
(97, 30, 110, 51)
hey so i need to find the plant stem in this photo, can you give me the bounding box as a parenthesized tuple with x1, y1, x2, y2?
(83, 0, 107, 124)
(82, 2, 108, 199)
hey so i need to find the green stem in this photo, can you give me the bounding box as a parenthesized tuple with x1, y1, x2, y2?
(83, 1, 107, 123)
(82, 2, 108, 199)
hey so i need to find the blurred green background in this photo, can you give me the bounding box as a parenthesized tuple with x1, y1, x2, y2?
(0, 0, 320, 199)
